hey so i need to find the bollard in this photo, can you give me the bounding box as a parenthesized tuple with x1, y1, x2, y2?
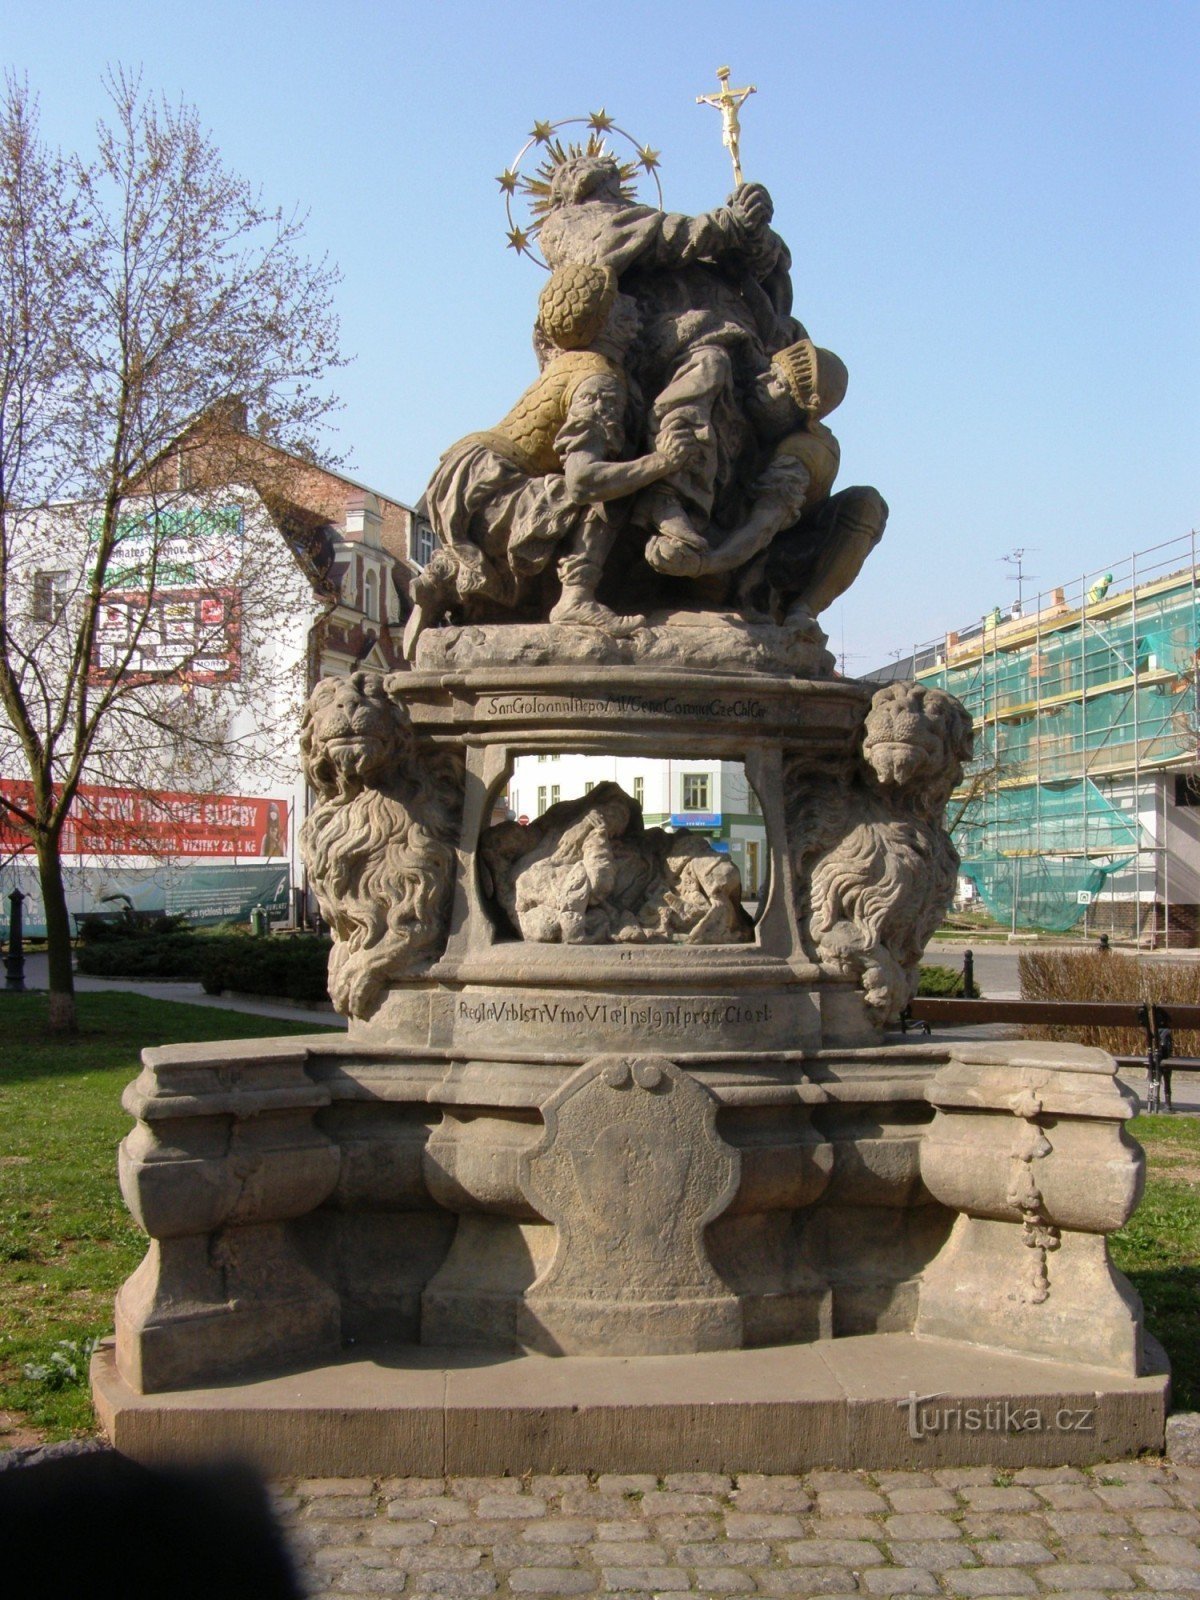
(962, 947, 975, 999)
(5, 888, 26, 992)
(250, 905, 267, 938)
(1099, 933, 1111, 953)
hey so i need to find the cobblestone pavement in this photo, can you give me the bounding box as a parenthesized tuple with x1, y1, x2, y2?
(275, 1461, 1200, 1599)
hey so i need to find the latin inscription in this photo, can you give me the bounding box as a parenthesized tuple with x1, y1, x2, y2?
(482, 692, 768, 722)
(457, 996, 773, 1031)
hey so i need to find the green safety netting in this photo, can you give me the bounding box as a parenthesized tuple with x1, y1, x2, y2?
(959, 855, 1128, 933)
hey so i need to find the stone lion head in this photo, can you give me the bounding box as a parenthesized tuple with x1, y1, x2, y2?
(300, 671, 412, 799)
(862, 682, 973, 802)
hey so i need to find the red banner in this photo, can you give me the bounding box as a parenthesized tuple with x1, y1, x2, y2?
(0, 780, 287, 859)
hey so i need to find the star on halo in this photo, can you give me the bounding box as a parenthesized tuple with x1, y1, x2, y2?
(495, 169, 519, 194)
(587, 108, 615, 132)
(638, 144, 661, 172)
(529, 120, 554, 144)
(506, 225, 530, 254)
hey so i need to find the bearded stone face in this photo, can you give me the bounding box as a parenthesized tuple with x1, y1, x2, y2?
(300, 672, 411, 797)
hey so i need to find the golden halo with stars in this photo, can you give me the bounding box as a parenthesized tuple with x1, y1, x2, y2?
(497, 110, 664, 268)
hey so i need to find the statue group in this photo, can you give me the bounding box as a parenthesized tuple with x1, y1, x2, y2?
(404, 150, 887, 654)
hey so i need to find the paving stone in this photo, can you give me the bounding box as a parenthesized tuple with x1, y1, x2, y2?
(596, 1476, 661, 1496)
(884, 1488, 958, 1513)
(385, 1494, 471, 1522)
(782, 1538, 887, 1565)
(310, 1545, 396, 1570)
(601, 1569, 683, 1592)
(475, 1494, 548, 1519)
(1091, 1460, 1170, 1482)
(363, 1520, 438, 1545)
(1131, 1508, 1200, 1536)
(378, 1477, 447, 1498)
(1012, 1468, 1087, 1486)
(1139, 1533, 1200, 1565)
(959, 1514, 1053, 1541)
(509, 1569, 597, 1594)
(1132, 1567, 1200, 1593)
(297, 1476, 378, 1496)
(405, 1576, 497, 1598)
(961, 1487, 1041, 1511)
(1036, 1563, 1136, 1590)
(299, 1497, 379, 1520)
(932, 1470, 1000, 1489)
(1052, 1534, 1140, 1564)
(724, 1511, 811, 1538)
(943, 1570, 1038, 1596)
(694, 1569, 756, 1593)
(751, 1568, 859, 1595)
(676, 1541, 771, 1566)
(529, 1475, 592, 1497)
(1032, 1486, 1103, 1509)
(641, 1493, 723, 1514)
(562, 1494, 642, 1519)
(1042, 1510, 1133, 1537)
(662, 1473, 732, 1494)
(882, 1514, 963, 1540)
(861, 1571, 941, 1596)
(489, 1542, 590, 1568)
(597, 1522, 651, 1541)
(817, 1489, 889, 1514)
(730, 1476, 813, 1512)
(1092, 1482, 1174, 1509)
(449, 1476, 524, 1498)
(522, 1518, 598, 1544)
(443, 1520, 548, 1547)
(974, 1540, 1056, 1566)
(592, 1542, 668, 1564)
(807, 1472, 870, 1490)
(873, 1473, 938, 1490)
(885, 1540, 980, 1569)
(651, 1515, 720, 1542)
(404, 1547, 483, 1571)
(813, 1516, 892, 1541)
(330, 1570, 412, 1595)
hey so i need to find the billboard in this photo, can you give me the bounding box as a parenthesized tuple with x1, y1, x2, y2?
(0, 780, 287, 859)
(89, 505, 245, 683)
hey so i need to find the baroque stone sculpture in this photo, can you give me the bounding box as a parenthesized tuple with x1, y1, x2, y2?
(100, 97, 1161, 1472)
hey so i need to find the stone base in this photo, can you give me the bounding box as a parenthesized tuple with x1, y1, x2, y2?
(92, 1331, 1168, 1477)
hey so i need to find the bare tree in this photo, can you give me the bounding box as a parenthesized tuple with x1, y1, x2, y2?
(0, 74, 343, 1030)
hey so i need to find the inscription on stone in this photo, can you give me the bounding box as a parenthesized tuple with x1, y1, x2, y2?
(482, 691, 768, 722)
(456, 994, 773, 1032)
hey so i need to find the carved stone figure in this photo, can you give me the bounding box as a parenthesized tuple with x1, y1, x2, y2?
(404, 263, 697, 654)
(299, 671, 463, 1017)
(480, 780, 753, 946)
(788, 682, 974, 1021)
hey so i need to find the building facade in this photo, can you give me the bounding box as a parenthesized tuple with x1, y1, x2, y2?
(875, 533, 1200, 943)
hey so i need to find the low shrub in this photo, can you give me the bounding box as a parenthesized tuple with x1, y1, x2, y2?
(1018, 949, 1200, 1055)
(917, 962, 976, 997)
(198, 935, 331, 1004)
(76, 931, 209, 978)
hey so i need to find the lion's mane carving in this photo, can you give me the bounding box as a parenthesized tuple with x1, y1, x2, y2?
(299, 671, 462, 1019)
(789, 682, 973, 1022)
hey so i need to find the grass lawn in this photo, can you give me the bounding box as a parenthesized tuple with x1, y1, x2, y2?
(1, 993, 1197, 1444)
(0, 991, 338, 1443)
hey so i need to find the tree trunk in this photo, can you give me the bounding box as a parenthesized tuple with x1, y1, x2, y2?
(35, 829, 77, 1034)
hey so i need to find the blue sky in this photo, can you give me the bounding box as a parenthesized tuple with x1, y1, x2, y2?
(5, 0, 1197, 664)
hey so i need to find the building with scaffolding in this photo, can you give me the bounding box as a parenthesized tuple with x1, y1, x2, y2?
(874, 532, 1200, 943)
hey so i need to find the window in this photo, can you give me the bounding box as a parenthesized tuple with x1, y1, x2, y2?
(584, 781, 595, 794)
(550, 785, 561, 806)
(746, 785, 761, 815)
(682, 773, 710, 812)
(31, 571, 70, 624)
(537, 786, 547, 816)
(414, 521, 435, 565)
(633, 776, 644, 807)
(537, 754, 549, 762)
(746, 841, 760, 897)
(363, 568, 379, 621)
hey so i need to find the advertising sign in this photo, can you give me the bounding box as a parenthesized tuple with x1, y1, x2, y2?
(0, 780, 287, 859)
